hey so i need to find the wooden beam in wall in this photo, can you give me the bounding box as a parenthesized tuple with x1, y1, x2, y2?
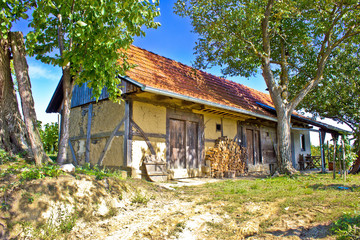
(130, 119, 156, 156)
(69, 140, 78, 166)
(192, 108, 250, 121)
(97, 114, 127, 166)
(70, 131, 124, 141)
(85, 104, 93, 163)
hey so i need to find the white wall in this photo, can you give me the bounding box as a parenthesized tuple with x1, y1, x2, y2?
(291, 130, 311, 169)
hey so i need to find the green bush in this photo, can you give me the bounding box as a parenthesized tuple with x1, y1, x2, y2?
(20, 164, 61, 181)
(0, 148, 18, 165)
(37, 121, 59, 154)
(332, 211, 360, 239)
(20, 168, 44, 181)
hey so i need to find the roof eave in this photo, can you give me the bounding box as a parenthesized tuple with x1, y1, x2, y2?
(46, 77, 63, 113)
(120, 76, 278, 122)
(256, 102, 352, 135)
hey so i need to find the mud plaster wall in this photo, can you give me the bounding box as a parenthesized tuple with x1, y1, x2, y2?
(204, 114, 222, 140)
(91, 100, 125, 134)
(131, 101, 166, 171)
(68, 100, 125, 167)
(131, 137, 166, 170)
(222, 118, 238, 139)
(132, 101, 166, 135)
(203, 114, 238, 151)
(89, 137, 124, 167)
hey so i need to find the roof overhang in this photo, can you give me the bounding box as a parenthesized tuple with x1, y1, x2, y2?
(256, 102, 352, 135)
(121, 76, 278, 122)
(46, 77, 63, 113)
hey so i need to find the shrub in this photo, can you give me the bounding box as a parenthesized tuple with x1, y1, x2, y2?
(332, 211, 360, 239)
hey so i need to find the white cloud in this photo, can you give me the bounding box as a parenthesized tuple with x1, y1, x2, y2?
(28, 63, 61, 82)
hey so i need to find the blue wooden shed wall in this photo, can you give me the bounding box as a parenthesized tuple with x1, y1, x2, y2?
(71, 82, 109, 108)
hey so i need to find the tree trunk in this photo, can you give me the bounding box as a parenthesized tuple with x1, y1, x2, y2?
(276, 107, 297, 174)
(9, 32, 50, 165)
(56, 66, 73, 165)
(0, 36, 29, 155)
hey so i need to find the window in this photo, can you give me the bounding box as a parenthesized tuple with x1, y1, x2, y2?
(216, 123, 222, 132)
(300, 134, 306, 151)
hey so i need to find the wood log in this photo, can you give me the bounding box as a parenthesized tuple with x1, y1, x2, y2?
(205, 137, 247, 177)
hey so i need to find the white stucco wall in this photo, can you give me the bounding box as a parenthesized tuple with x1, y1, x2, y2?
(291, 130, 311, 169)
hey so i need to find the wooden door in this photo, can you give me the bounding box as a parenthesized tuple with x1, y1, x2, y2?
(169, 119, 186, 168)
(246, 129, 254, 165)
(246, 129, 261, 165)
(187, 121, 198, 168)
(254, 130, 261, 164)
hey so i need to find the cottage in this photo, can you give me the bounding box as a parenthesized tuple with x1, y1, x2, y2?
(46, 46, 347, 178)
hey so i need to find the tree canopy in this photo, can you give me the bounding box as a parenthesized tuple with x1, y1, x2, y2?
(26, 0, 160, 101)
(0, 0, 30, 37)
(175, 0, 360, 173)
(23, 0, 160, 164)
(299, 47, 360, 148)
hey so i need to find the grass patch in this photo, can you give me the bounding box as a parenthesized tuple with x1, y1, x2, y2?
(182, 173, 360, 238)
(131, 191, 150, 205)
(332, 211, 360, 239)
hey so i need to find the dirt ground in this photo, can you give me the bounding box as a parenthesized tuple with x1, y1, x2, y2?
(0, 174, 336, 240)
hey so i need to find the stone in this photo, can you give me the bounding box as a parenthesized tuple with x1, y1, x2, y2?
(60, 163, 76, 173)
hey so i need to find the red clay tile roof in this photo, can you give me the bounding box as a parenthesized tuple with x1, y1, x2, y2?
(125, 45, 276, 118)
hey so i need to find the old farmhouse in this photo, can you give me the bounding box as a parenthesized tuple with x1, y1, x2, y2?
(46, 46, 347, 179)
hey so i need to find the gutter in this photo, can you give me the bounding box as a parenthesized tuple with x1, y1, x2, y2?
(291, 127, 320, 132)
(120, 76, 278, 122)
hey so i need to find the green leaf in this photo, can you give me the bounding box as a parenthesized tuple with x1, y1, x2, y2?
(76, 20, 87, 27)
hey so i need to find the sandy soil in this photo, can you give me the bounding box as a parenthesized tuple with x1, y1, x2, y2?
(0, 175, 335, 240)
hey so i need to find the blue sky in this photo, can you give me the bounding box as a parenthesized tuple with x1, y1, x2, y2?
(12, 0, 266, 125)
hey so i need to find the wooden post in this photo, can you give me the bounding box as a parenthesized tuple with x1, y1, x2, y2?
(338, 142, 342, 177)
(319, 130, 326, 173)
(221, 118, 224, 137)
(327, 141, 330, 170)
(342, 138, 347, 181)
(69, 140, 78, 166)
(124, 100, 130, 167)
(85, 104, 93, 163)
(332, 137, 337, 179)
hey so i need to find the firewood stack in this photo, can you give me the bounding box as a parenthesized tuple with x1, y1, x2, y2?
(205, 137, 247, 177)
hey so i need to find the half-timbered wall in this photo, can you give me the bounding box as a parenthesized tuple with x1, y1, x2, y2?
(66, 86, 311, 178)
(68, 100, 126, 167)
(131, 101, 167, 175)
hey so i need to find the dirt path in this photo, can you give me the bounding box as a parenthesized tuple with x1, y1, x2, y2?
(1, 173, 336, 240)
(69, 179, 335, 240)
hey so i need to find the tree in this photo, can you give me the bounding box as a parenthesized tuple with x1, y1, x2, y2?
(26, 0, 160, 165)
(298, 47, 360, 172)
(1, 0, 46, 163)
(38, 121, 59, 154)
(10, 31, 50, 165)
(175, 0, 360, 174)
